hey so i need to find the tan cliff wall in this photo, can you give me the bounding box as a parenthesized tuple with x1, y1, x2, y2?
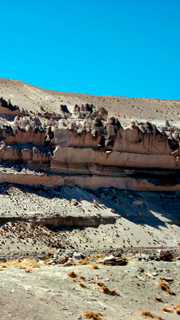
(52, 147, 178, 170)
(0, 98, 179, 190)
(53, 127, 172, 155)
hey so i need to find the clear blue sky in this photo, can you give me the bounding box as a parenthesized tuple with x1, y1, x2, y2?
(0, 0, 179, 99)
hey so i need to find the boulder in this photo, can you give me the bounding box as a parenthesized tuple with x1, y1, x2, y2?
(159, 250, 174, 261)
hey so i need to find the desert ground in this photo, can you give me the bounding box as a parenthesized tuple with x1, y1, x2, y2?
(1, 256, 180, 320)
(0, 184, 180, 320)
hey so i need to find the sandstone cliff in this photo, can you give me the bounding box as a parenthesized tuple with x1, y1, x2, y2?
(0, 84, 180, 190)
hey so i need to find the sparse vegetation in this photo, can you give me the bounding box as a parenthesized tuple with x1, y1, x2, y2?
(162, 304, 174, 313)
(96, 281, 117, 295)
(176, 308, 180, 315)
(90, 253, 105, 259)
(82, 310, 103, 320)
(140, 310, 154, 318)
(0, 258, 40, 269)
(67, 271, 77, 278)
(158, 280, 175, 295)
(79, 258, 90, 265)
(140, 310, 162, 319)
(78, 258, 100, 268)
(77, 281, 86, 288)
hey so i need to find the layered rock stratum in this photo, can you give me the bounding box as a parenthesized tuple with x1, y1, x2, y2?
(0, 79, 180, 190)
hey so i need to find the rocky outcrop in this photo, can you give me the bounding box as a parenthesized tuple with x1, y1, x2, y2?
(0, 213, 118, 227)
(0, 98, 180, 190)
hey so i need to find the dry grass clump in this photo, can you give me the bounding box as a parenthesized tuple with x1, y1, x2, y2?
(25, 268, 32, 273)
(96, 281, 117, 295)
(176, 308, 180, 315)
(82, 310, 103, 320)
(140, 310, 162, 319)
(161, 303, 180, 314)
(67, 271, 77, 278)
(96, 282, 104, 287)
(90, 253, 105, 260)
(162, 304, 174, 313)
(77, 281, 86, 288)
(67, 271, 87, 288)
(140, 310, 154, 318)
(158, 280, 175, 295)
(78, 258, 99, 269)
(0, 258, 40, 269)
(79, 258, 90, 265)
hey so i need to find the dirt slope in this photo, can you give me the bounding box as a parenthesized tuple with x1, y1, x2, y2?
(0, 78, 180, 125)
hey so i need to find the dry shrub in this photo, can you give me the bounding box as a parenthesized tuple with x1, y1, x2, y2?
(67, 271, 77, 278)
(102, 286, 117, 295)
(162, 304, 174, 313)
(140, 311, 162, 319)
(158, 280, 175, 295)
(79, 258, 90, 265)
(0, 258, 40, 269)
(140, 311, 154, 318)
(96, 281, 117, 295)
(77, 281, 86, 288)
(82, 310, 103, 320)
(90, 253, 105, 260)
(79, 258, 99, 269)
(96, 282, 104, 287)
(176, 308, 180, 315)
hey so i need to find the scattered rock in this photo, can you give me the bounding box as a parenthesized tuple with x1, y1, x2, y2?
(58, 255, 68, 264)
(101, 255, 127, 266)
(132, 200, 143, 206)
(159, 250, 174, 261)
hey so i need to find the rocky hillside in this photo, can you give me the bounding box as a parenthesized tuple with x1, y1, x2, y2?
(0, 79, 180, 190)
(1, 80, 180, 320)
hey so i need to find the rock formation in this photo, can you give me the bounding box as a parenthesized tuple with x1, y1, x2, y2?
(0, 95, 180, 190)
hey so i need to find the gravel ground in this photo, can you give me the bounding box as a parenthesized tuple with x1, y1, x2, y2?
(0, 258, 180, 320)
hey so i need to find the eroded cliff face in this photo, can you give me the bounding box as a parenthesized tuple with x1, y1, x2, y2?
(0, 96, 180, 190)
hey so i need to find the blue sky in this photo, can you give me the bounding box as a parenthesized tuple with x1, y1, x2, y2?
(0, 0, 179, 99)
